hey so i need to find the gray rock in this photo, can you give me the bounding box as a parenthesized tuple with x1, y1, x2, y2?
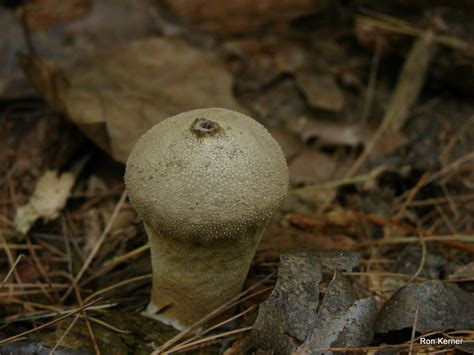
(375, 280, 474, 333)
(251, 252, 323, 353)
(296, 273, 377, 354)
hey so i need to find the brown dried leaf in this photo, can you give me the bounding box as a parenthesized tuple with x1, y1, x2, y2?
(21, 37, 244, 162)
(14, 170, 77, 234)
(289, 148, 350, 185)
(295, 69, 345, 112)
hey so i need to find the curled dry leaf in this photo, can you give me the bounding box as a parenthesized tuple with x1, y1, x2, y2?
(14, 169, 78, 234)
(20, 37, 244, 162)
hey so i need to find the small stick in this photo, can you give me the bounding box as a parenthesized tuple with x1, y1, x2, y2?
(174, 305, 257, 350)
(164, 326, 253, 354)
(0, 298, 101, 345)
(409, 306, 420, 355)
(156, 272, 275, 353)
(345, 30, 435, 178)
(49, 315, 80, 355)
(61, 191, 127, 301)
(1, 254, 24, 289)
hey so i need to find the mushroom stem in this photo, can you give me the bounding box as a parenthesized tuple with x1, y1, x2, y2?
(125, 108, 288, 331)
(143, 222, 264, 329)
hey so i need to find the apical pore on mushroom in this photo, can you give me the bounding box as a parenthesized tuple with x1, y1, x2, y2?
(125, 107, 288, 330)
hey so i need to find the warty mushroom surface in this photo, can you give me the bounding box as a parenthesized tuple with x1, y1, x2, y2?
(125, 107, 288, 330)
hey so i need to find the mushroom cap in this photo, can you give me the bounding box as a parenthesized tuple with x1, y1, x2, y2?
(125, 108, 288, 243)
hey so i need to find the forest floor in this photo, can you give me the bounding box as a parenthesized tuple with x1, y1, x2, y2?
(1, 0, 474, 354)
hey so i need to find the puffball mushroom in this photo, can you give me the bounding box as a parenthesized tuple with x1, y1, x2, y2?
(125, 107, 288, 330)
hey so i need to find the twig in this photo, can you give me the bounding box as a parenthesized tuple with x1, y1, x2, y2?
(402, 231, 427, 287)
(102, 243, 150, 269)
(0, 298, 101, 345)
(156, 272, 275, 353)
(0, 232, 23, 285)
(291, 165, 386, 195)
(49, 315, 80, 355)
(25, 235, 60, 303)
(394, 172, 432, 221)
(356, 10, 474, 54)
(358, 234, 474, 245)
(61, 191, 127, 301)
(355, 212, 474, 253)
(1, 254, 24, 289)
(82, 244, 150, 285)
(74, 282, 100, 355)
(439, 116, 474, 163)
(5, 170, 18, 212)
(360, 38, 382, 123)
(345, 271, 426, 282)
(427, 151, 474, 184)
(174, 305, 257, 350)
(345, 30, 435, 178)
(409, 306, 420, 355)
(84, 274, 152, 302)
(18, 7, 37, 55)
(407, 192, 474, 207)
(164, 326, 253, 354)
(0, 302, 116, 324)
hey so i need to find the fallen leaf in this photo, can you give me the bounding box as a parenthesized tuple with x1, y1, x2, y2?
(15, 170, 77, 234)
(295, 69, 345, 112)
(21, 37, 244, 162)
(289, 148, 350, 185)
